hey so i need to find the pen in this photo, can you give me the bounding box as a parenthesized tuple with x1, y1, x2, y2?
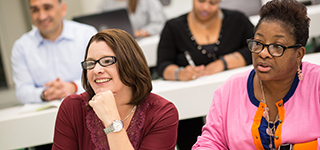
(184, 51, 196, 67)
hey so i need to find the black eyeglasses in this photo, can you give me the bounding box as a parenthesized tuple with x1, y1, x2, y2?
(246, 39, 302, 57)
(81, 56, 116, 70)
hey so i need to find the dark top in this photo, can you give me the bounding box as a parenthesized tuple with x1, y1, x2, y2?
(157, 9, 254, 77)
(53, 92, 179, 150)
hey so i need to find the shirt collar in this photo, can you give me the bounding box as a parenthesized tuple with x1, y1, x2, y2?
(34, 19, 74, 46)
(247, 68, 300, 107)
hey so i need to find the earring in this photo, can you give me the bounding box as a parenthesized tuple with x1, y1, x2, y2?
(297, 62, 303, 81)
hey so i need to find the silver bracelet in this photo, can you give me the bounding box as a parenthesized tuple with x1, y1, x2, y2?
(174, 67, 184, 81)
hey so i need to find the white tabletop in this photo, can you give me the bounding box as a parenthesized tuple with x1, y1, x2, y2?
(152, 65, 254, 120)
(0, 106, 58, 149)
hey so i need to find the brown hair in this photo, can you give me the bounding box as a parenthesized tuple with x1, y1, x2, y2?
(128, 0, 138, 13)
(255, 0, 310, 46)
(82, 29, 152, 105)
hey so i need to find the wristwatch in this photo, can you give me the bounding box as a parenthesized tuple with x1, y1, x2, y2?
(104, 120, 124, 134)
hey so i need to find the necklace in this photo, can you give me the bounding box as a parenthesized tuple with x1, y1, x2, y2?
(187, 24, 221, 60)
(122, 105, 136, 122)
(259, 80, 278, 150)
(187, 10, 224, 60)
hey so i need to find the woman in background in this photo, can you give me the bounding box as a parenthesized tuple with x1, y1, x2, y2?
(98, 0, 167, 38)
(53, 29, 178, 149)
(193, 0, 319, 149)
(157, 0, 254, 149)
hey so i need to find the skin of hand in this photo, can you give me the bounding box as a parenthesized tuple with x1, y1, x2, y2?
(88, 90, 121, 127)
(134, 29, 150, 38)
(203, 59, 224, 75)
(42, 77, 76, 100)
(179, 65, 205, 81)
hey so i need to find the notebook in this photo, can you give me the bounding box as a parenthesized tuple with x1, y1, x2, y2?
(73, 8, 135, 37)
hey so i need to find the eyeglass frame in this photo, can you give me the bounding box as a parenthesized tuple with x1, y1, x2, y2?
(81, 56, 117, 70)
(246, 39, 302, 57)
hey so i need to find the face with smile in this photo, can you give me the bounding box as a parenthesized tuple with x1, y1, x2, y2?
(252, 20, 304, 81)
(86, 41, 132, 96)
(193, 0, 221, 22)
(29, 0, 66, 39)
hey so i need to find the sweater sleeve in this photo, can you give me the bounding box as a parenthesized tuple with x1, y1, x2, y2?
(236, 12, 254, 65)
(11, 40, 44, 103)
(192, 87, 229, 150)
(52, 96, 81, 150)
(139, 95, 179, 150)
(156, 19, 179, 77)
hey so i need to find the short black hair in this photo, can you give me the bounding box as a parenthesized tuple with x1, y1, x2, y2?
(28, 0, 62, 4)
(255, 0, 310, 46)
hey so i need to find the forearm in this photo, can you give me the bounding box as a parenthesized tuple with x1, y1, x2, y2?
(163, 65, 179, 81)
(12, 45, 44, 103)
(223, 52, 246, 69)
(203, 52, 246, 76)
(15, 82, 44, 103)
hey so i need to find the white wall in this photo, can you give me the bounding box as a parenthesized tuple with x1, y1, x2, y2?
(79, 0, 101, 15)
(162, 0, 193, 19)
(0, 0, 32, 107)
(78, 0, 193, 19)
(63, 0, 85, 19)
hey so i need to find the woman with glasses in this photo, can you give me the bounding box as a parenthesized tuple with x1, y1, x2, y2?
(193, 0, 320, 149)
(52, 29, 179, 149)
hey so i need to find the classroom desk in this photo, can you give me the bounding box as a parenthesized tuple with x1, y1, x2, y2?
(137, 35, 160, 68)
(152, 65, 253, 120)
(0, 52, 319, 150)
(0, 107, 57, 149)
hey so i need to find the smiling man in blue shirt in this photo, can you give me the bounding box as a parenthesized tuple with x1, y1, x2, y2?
(11, 0, 97, 104)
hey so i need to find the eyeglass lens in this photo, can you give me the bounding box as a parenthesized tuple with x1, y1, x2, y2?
(82, 56, 116, 70)
(248, 41, 284, 56)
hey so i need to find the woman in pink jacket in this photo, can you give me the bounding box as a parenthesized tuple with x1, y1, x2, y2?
(193, 0, 320, 149)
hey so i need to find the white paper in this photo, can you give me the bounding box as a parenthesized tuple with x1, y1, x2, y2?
(19, 100, 61, 114)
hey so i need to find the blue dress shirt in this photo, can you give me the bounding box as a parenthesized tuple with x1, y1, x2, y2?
(11, 20, 97, 103)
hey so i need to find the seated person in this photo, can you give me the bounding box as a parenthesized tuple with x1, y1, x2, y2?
(98, 0, 167, 38)
(53, 29, 179, 149)
(157, 0, 253, 81)
(193, 0, 320, 149)
(157, 0, 254, 149)
(11, 0, 97, 103)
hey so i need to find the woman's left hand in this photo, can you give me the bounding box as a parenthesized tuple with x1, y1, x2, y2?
(88, 90, 120, 127)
